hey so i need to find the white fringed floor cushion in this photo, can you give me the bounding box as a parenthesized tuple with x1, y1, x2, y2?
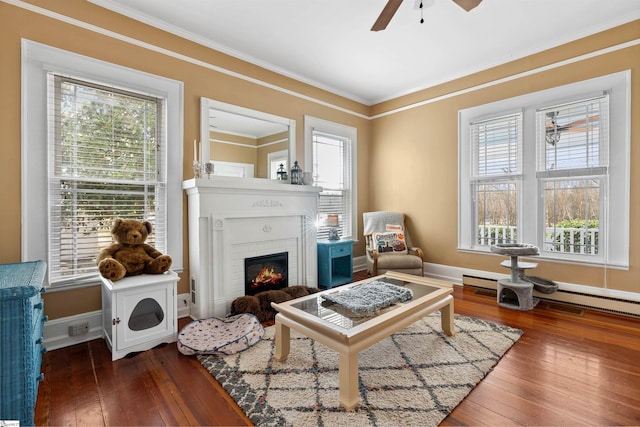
(177, 313, 264, 356)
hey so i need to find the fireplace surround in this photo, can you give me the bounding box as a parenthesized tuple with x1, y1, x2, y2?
(183, 177, 322, 318)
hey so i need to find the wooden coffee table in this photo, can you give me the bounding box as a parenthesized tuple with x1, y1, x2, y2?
(271, 271, 455, 410)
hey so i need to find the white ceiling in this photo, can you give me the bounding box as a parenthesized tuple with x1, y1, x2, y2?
(91, 0, 639, 105)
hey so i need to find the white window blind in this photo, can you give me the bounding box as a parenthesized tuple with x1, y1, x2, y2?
(536, 95, 609, 175)
(311, 130, 353, 240)
(471, 113, 522, 179)
(47, 74, 167, 286)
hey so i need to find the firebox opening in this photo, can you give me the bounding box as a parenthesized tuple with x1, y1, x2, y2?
(244, 252, 288, 296)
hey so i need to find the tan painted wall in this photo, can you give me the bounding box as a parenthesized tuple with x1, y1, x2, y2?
(370, 21, 640, 294)
(1, 1, 637, 321)
(0, 0, 370, 319)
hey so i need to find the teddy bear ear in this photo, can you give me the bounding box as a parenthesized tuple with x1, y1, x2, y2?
(111, 218, 124, 233)
(143, 221, 153, 234)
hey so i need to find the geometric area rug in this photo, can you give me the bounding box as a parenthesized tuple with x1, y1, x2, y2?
(199, 312, 523, 427)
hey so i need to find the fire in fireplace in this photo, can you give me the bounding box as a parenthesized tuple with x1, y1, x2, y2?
(244, 252, 288, 296)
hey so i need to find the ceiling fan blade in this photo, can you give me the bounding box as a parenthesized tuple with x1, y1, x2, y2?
(452, 0, 482, 12)
(371, 0, 403, 31)
(560, 116, 600, 133)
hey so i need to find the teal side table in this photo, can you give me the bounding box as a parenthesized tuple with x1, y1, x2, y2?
(317, 239, 353, 289)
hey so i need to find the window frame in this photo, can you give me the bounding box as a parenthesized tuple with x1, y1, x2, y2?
(470, 112, 524, 248)
(304, 116, 358, 241)
(535, 95, 609, 260)
(458, 71, 630, 268)
(22, 40, 184, 289)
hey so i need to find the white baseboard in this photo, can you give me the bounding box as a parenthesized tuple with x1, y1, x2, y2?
(43, 292, 193, 351)
(43, 310, 103, 351)
(45, 262, 639, 351)
(177, 292, 191, 319)
(423, 262, 640, 317)
(353, 255, 367, 273)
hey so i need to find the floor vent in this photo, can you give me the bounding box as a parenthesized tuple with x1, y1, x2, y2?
(462, 274, 640, 319)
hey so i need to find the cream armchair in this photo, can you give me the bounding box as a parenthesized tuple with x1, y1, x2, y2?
(363, 211, 424, 277)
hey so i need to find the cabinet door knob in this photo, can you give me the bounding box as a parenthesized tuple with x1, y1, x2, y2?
(34, 302, 43, 310)
(112, 317, 121, 325)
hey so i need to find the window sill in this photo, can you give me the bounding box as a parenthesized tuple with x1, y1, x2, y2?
(457, 247, 629, 270)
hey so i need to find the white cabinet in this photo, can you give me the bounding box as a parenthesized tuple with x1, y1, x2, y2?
(101, 271, 178, 360)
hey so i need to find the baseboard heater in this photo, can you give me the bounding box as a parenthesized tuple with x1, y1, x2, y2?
(462, 274, 640, 318)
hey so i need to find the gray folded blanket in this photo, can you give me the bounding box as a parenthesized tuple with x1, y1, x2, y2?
(321, 281, 413, 314)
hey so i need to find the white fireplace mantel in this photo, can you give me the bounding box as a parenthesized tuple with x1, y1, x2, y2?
(183, 177, 322, 319)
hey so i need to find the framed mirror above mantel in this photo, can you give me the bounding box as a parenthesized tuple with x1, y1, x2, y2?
(200, 97, 296, 179)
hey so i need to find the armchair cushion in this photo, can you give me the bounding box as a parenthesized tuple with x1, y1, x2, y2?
(371, 231, 408, 254)
(376, 252, 423, 270)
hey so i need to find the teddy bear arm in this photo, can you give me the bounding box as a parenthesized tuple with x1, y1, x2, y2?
(142, 243, 164, 258)
(96, 243, 122, 263)
(140, 244, 172, 274)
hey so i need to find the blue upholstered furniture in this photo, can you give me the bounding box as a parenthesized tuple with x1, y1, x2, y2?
(0, 261, 47, 426)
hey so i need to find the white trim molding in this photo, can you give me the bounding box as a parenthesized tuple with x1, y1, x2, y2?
(423, 262, 640, 317)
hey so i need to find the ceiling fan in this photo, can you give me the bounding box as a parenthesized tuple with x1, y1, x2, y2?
(371, 0, 483, 31)
(545, 112, 600, 146)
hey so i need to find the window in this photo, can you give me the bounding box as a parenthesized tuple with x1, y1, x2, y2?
(459, 71, 630, 267)
(304, 116, 357, 241)
(48, 75, 166, 285)
(471, 113, 522, 246)
(536, 96, 608, 256)
(22, 40, 183, 288)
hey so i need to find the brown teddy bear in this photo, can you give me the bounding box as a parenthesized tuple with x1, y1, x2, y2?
(97, 218, 172, 281)
(230, 286, 321, 323)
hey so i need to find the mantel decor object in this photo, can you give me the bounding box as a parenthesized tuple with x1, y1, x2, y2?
(290, 160, 303, 185)
(193, 160, 202, 178)
(327, 214, 340, 240)
(277, 163, 287, 181)
(193, 139, 202, 178)
(204, 161, 214, 179)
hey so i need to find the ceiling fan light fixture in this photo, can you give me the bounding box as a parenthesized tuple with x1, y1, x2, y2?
(371, 0, 482, 32)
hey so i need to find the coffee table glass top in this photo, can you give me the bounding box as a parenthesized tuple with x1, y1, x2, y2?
(290, 276, 441, 330)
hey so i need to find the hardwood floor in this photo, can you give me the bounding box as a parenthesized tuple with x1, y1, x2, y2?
(35, 271, 640, 426)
